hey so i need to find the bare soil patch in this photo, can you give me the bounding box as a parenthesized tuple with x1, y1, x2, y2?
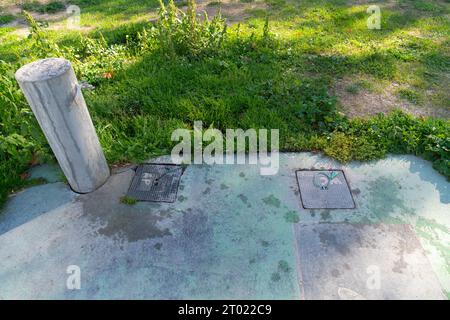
(334, 76, 450, 119)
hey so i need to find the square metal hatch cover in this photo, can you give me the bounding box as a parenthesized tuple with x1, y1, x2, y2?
(295, 170, 355, 209)
(127, 164, 183, 202)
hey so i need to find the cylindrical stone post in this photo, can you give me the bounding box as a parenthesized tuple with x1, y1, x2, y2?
(15, 58, 110, 193)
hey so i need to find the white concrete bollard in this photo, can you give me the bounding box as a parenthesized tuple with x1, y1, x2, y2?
(15, 58, 110, 193)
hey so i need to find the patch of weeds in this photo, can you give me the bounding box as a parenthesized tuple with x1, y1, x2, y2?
(207, 1, 223, 6)
(26, 177, 48, 187)
(136, 0, 228, 59)
(22, 1, 66, 14)
(345, 84, 360, 94)
(294, 80, 338, 127)
(323, 132, 354, 163)
(397, 88, 423, 104)
(345, 79, 374, 95)
(58, 172, 68, 185)
(120, 195, 138, 205)
(0, 14, 15, 25)
(412, 0, 443, 13)
(323, 131, 386, 164)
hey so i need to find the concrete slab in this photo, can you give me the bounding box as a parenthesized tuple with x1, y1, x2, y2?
(0, 182, 75, 236)
(0, 153, 448, 299)
(294, 223, 445, 300)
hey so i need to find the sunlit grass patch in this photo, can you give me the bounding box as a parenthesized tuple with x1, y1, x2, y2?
(0, 0, 449, 208)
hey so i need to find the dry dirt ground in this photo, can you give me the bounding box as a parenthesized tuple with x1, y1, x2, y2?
(0, 0, 92, 36)
(333, 76, 450, 119)
(194, 0, 268, 23)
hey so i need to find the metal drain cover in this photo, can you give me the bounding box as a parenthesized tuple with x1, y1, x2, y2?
(127, 164, 183, 202)
(296, 170, 355, 209)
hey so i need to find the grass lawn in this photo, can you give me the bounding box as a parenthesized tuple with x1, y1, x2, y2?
(0, 0, 449, 206)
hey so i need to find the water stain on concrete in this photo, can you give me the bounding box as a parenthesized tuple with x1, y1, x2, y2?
(81, 171, 174, 243)
(95, 209, 172, 242)
(331, 269, 341, 278)
(319, 229, 350, 256)
(392, 236, 420, 274)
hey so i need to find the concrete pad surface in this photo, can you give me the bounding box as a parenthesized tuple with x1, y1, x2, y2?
(0, 153, 448, 299)
(295, 223, 445, 300)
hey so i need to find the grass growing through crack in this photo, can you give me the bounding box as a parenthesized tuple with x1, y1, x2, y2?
(120, 195, 138, 205)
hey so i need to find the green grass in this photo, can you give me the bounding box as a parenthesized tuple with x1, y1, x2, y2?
(0, 14, 15, 25)
(22, 1, 66, 14)
(397, 88, 424, 104)
(120, 195, 137, 205)
(0, 0, 449, 208)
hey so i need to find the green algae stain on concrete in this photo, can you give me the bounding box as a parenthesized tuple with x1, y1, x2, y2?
(271, 272, 281, 282)
(270, 260, 292, 282)
(320, 209, 331, 221)
(284, 211, 299, 223)
(278, 260, 291, 273)
(261, 240, 270, 247)
(262, 195, 281, 208)
(238, 194, 251, 208)
(415, 217, 450, 275)
(367, 177, 415, 223)
(271, 261, 292, 282)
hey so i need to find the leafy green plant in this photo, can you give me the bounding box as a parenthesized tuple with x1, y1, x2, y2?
(294, 81, 338, 127)
(397, 88, 423, 104)
(140, 0, 227, 59)
(120, 195, 137, 205)
(23, 11, 64, 59)
(0, 14, 15, 25)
